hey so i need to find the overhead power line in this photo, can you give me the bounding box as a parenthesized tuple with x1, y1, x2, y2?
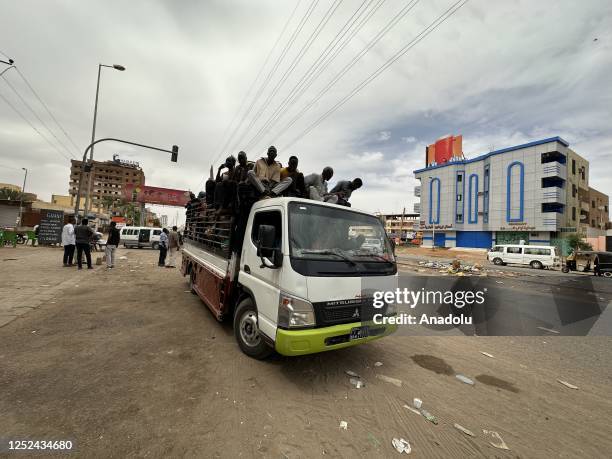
(245, 0, 386, 151)
(212, 0, 303, 168)
(1, 73, 75, 159)
(271, 0, 421, 145)
(14, 67, 82, 156)
(0, 88, 72, 161)
(284, 0, 471, 149)
(227, 0, 320, 156)
(236, 0, 343, 153)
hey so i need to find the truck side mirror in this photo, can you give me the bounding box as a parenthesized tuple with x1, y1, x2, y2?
(257, 225, 282, 268)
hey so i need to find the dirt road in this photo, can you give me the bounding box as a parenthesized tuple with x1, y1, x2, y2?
(1, 246, 611, 457)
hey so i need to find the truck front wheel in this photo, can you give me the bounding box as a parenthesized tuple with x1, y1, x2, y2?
(233, 298, 273, 360)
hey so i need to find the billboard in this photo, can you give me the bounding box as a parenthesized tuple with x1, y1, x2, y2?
(38, 209, 64, 244)
(123, 184, 190, 207)
(425, 134, 463, 167)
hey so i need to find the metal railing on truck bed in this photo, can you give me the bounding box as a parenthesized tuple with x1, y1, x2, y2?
(184, 199, 233, 259)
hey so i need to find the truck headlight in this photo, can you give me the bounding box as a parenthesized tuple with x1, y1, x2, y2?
(278, 292, 316, 328)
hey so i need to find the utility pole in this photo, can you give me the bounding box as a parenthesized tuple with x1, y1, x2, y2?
(18, 167, 28, 226)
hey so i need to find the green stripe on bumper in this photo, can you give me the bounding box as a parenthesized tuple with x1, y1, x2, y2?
(275, 321, 397, 356)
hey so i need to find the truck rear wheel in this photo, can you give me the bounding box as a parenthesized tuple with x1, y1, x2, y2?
(233, 298, 273, 360)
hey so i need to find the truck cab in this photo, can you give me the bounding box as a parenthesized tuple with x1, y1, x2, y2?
(182, 197, 398, 359)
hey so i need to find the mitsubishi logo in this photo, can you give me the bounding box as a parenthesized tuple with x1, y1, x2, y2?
(352, 308, 360, 318)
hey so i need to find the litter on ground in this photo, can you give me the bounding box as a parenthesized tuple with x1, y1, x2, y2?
(483, 430, 510, 450)
(480, 351, 494, 358)
(455, 374, 475, 385)
(339, 421, 348, 430)
(376, 374, 402, 387)
(391, 438, 411, 454)
(454, 423, 475, 437)
(557, 379, 579, 390)
(403, 405, 421, 416)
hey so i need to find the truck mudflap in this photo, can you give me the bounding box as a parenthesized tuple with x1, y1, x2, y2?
(274, 321, 398, 356)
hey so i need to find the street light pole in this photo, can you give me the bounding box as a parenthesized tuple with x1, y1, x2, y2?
(18, 167, 28, 226)
(83, 63, 126, 216)
(73, 138, 179, 219)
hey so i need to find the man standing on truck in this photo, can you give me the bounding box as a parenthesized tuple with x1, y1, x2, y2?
(166, 225, 180, 268)
(280, 155, 307, 197)
(304, 166, 338, 203)
(231, 151, 253, 183)
(330, 178, 363, 206)
(247, 145, 293, 197)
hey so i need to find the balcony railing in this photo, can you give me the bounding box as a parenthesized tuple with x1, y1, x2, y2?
(414, 186, 421, 197)
(541, 162, 566, 179)
(542, 212, 562, 229)
(413, 203, 421, 214)
(542, 187, 565, 204)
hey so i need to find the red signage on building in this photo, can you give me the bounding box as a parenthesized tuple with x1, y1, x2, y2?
(123, 184, 190, 206)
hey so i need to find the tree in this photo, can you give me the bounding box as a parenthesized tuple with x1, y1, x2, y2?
(567, 233, 593, 251)
(0, 187, 21, 201)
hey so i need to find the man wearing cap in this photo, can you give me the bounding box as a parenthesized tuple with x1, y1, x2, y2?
(247, 146, 293, 197)
(304, 166, 338, 203)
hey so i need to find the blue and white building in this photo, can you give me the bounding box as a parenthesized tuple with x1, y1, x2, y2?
(413, 137, 576, 248)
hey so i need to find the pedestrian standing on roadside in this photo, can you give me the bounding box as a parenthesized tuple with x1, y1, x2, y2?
(166, 225, 180, 268)
(75, 218, 94, 270)
(105, 221, 121, 269)
(61, 217, 76, 266)
(159, 228, 169, 267)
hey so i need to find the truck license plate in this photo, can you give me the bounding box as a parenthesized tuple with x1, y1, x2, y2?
(350, 326, 369, 340)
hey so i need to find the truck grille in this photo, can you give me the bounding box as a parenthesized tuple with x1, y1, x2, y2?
(314, 299, 379, 326)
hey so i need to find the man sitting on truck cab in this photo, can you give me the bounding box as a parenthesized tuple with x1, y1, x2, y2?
(247, 145, 293, 198)
(280, 155, 306, 197)
(304, 167, 338, 203)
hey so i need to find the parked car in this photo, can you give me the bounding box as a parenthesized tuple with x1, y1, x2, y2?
(361, 237, 384, 254)
(487, 244, 559, 269)
(120, 226, 163, 249)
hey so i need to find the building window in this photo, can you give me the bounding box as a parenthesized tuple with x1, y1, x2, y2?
(429, 178, 441, 224)
(507, 161, 524, 222)
(572, 159, 576, 175)
(455, 171, 465, 223)
(483, 164, 490, 223)
(542, 203, 564, 213)
(468, 173, 478, 223)
(592, 200, 595, 207)
(592, 219, 596, 227)
(572, 206, 576, 220)
(572, 185, 577, 198)
(541, 151, 566, 164)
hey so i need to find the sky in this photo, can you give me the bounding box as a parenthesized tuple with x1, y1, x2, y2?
(1, 0, 611, 223)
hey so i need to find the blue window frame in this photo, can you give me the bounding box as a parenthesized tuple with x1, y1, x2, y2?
(455, 171, 465, 223)
(468, 173, 478, 223)
(429, 177, 440, 224)
(506, 161, 524, 222)
(483, 164, 490, 223)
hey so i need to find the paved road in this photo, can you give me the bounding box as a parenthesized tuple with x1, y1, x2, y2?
(1, 246, 611, 457)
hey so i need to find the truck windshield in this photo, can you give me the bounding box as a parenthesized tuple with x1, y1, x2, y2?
(288, 202, 395, 276)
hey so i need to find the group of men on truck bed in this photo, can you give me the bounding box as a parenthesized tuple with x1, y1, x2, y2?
(191, 145, 363, 214)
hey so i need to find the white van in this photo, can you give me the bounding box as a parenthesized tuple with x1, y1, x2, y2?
(120, 226, 163, 249)
(487, 244, 559, 269)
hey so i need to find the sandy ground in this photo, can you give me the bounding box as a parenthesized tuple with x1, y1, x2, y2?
(1, 246, 611, 458)
(396, 246, 488, 265)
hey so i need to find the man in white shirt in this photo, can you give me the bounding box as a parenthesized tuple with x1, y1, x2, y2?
(61, 217, 76, 267)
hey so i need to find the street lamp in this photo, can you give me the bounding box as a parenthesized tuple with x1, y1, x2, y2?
(18, 167, 28, 226)
(83, 63, 126, 215)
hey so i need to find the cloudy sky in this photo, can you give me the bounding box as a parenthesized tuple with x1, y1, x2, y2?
(1, 0, 611, 222)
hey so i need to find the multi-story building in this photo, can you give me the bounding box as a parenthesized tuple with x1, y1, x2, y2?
(413, 136, 609, 248)
(377, 212, 420, 238)
(51, 194, 72, 207)
(69, 156, 145, 213)
(587, 187, 610, 231)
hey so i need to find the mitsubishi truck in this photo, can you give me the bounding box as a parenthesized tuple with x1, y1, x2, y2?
(181, 197, 397, 359)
